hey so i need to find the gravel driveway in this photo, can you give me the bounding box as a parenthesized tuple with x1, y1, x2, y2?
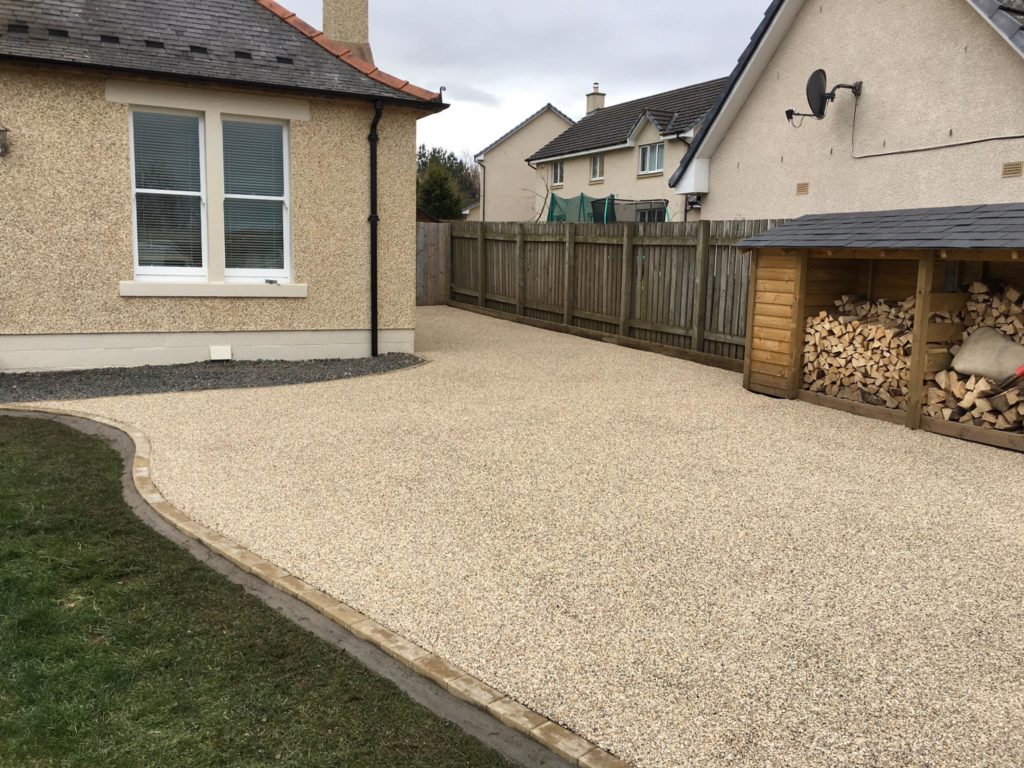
(12, 306, 1024, 768)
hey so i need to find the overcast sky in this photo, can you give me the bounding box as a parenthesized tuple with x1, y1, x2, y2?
(287, 0, 769, 158)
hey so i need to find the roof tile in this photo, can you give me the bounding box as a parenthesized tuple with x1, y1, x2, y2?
(528, 77, 728, 162)
(0, 0, 445, 106)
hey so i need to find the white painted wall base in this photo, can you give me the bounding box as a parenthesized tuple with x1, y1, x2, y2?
(0, 329, 415, 372)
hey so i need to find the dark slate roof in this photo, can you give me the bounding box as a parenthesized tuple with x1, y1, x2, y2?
(738, 203, 1024, 251)
(969, 0, 1024, 57)
(474, 103, 574, 160)
(0, 0, 442, 106)
(670, 0, 1024, 187)
(527, 77, 728, 162)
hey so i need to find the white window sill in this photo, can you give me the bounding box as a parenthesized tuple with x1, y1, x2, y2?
(119, 281, 308, 298)
(638, 170, 664, 178)
(551, 183, 564, 189)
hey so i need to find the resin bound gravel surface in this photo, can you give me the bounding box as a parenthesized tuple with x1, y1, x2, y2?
(0, 353, 421, 403)
(10, 307, 1024, 768)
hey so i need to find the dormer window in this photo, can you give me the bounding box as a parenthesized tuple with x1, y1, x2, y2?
(639, 142, 664, 175)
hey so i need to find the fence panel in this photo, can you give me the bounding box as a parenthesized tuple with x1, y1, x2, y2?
(443, 219, 780, 369)
(415, 222, 449, 305)
(523, 222, 565, 322)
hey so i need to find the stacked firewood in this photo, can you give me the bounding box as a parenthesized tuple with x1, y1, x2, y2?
(925, 369, 1024, 431)
(803, 295, 917, 409)
(963, 282, 1024, 343)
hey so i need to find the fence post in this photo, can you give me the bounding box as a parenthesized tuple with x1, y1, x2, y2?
(905, 251, 936, 429)
(691, 219, 712, 352)
(514, 223, 526, 315)
(477, 223, 487, 308)
(441, 223, 451, 304)
(618, 223, 635, 337)
(563, 223, 576, 326)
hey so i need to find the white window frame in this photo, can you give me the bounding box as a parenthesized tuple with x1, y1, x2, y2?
(551, 161, 564, 186)
(639, 142, 665, 175)
(129, 108, 208, 280)
(222, 116, 291, 283)
(590, 153, 605, 181)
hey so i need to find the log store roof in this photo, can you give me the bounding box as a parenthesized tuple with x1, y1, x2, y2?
(738, 203, 1024, 251)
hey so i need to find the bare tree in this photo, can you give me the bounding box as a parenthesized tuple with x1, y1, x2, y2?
(522, 163, 554, 223)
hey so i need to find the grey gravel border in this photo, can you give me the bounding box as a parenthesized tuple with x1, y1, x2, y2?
(0, 405, 632, 768)
(0, 354, 423, 403)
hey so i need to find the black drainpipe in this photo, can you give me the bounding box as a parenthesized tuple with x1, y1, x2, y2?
(368, 101, 383, 357)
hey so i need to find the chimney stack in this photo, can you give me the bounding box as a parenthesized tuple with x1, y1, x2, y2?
(323, 0, 373, 63)
(586, 82, 606, 115)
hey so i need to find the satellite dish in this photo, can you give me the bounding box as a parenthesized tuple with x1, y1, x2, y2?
(806, 69, 829, 119)
(786, 70, 862, 125)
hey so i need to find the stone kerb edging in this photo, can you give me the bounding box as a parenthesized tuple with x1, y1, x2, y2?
(3, 405, 630, 768)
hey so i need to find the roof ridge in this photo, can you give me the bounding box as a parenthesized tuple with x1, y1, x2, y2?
(252, 0, 442, 102)
(591, 76, 730, 116)
(474, 102, 574, 159)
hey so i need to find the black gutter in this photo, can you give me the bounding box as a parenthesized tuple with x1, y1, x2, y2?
(667, 0, 787, 188)
(368, 101, 383, 357)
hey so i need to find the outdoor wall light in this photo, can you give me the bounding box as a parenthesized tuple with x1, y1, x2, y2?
(0, 124, 9, 157)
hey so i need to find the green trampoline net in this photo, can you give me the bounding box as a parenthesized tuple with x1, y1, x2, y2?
(546, 194, 670, 224)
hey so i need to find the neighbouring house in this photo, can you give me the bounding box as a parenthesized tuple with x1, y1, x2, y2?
(0, 0, 446, 371)
(670, 0, 1024, 220)
(462, 202, 481, 221)
(527, 79, 726, 223)
(473, 103, 574, 222)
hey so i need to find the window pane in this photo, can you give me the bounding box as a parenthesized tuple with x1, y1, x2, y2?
(223, 121, 284, 197)
(225, 199, 284, 271)
(135, 193, 203, 268)
(133, 112, 201, 192)
(656, 144, 664, 170)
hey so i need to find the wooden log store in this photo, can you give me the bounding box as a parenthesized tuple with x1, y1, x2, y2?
(738, 203, 1024, 453)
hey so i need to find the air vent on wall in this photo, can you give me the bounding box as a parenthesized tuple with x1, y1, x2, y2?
(100, 34, 119, 44)
(1004, 161, 1024, 179)
(7, 23, 28, 34)
(796, 182, 810, 196)
(190, 45, 208, 54)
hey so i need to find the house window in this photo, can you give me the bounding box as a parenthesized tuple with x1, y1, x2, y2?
(131, 111, 207, 277)
(223, 120, 289, 279)
(637, 205, 667, 223)
(590, 153, 604, 181)
(639, 142, 664, 174)
(551, 161, 564, 186)
(129, 109, 291, 283)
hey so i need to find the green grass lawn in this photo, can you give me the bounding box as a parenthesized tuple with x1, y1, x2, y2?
(0, 415, 512, 768)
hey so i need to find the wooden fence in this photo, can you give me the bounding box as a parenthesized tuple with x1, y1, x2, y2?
(443, 219, 781, 367)
(416, 222, 449, 306)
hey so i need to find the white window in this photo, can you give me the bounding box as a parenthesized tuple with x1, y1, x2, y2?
(590, 153, 605, 181)
(131, 111, 208, 278)
(639, 142, 664, 174)
(129, 109, 291, 283)
(551, 161, 564, 186)
(223, 120, 290, 280)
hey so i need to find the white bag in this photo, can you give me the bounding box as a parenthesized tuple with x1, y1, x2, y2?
(951, 327, 1024, 382)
